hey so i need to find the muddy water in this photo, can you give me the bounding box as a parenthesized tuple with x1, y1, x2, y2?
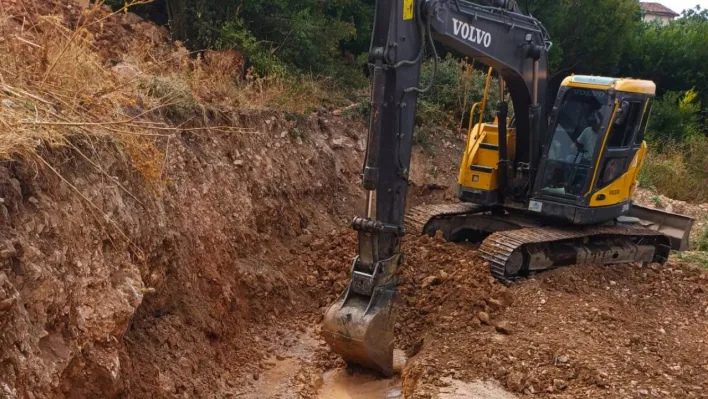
(317, 350, 406, 399)
(318, 371, 402, 399)
(237, 328, 518, 399)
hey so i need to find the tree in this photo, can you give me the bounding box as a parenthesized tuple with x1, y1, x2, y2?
(120, 0, 375, 79)
(521, 0, 641, 88)
(620, 7, 708, 105)
(646, 89, 702, 143)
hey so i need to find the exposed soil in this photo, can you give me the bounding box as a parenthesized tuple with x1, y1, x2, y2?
(2, 113, 706, 399)
(1, 2, 707, 399)
(276, 230, 708, 398)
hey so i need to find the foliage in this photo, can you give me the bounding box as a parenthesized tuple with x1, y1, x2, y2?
(646, 89, 703, 143)
(522, 0, 641, 79)
(698, 225, 708, 252)
(413, 127, 435, 155)
(621, 8, 708, 106)
(675, 250, 708, 268)
(639, 136, 708, 202)
(216, 20, 286, 77)
(633, 11, 708, 205)
(119, 0, 644, 85)
(417, 55, 499, 130)
(117, 0, 373, 84)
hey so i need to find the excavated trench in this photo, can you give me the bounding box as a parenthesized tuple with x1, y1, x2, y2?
(1, 106, 707, 399)
(3, 2, 708, 398)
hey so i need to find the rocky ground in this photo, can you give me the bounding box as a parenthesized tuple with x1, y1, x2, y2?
(268, 230, 707, 399)
(1, 1, 707, 398)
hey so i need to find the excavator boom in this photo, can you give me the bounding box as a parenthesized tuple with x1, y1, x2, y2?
(322, 0, 550, 375)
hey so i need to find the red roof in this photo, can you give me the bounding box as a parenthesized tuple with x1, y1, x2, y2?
(640, 2, 680, 17)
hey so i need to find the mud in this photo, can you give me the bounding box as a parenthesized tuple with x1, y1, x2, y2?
(319, 370, 402, 399)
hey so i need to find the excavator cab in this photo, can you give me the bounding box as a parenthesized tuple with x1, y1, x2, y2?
(532, 76, 655, 224)
(459, 75, 656, 225)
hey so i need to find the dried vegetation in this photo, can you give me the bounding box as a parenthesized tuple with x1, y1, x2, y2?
(0, 0, 333, 183)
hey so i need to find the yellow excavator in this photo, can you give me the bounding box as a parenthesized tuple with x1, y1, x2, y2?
(323, 0, 694, 375)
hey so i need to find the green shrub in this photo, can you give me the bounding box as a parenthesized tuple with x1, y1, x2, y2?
(413, 127, 435, 154)
(417, 55, 499, 130)
(646, 89, 703, 143)
(217, 20, 286, 77)
(697, 225, 708, 252)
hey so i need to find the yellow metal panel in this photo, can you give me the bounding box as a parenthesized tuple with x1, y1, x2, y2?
(485, 131, 499, 145)
(403, 0, 414, 20)
(459, 168, 496, 191)
(475, 148, 499, 168)
(459, 123, 485, 183)
(590, 172, 632, 207)
(562, 75, 656, 95)
(457, 123, 516, 193)
(614, 80, 656, 95)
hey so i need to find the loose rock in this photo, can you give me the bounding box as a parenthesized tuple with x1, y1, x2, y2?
(495, 321, 512, 335)
(478, 311, 490, 325)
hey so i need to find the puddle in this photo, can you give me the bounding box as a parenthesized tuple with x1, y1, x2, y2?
(317, 350, 406, 399)
(318, 370, 402, 399)
(236, 329, 324, 399)
(233, 330, 517, 399)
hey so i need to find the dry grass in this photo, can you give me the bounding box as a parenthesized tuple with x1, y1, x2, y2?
(0, 0, 342, 257)
(0, 0, 331, 178)
(1, 1, 170, 170)
(188, 50, 331, 113)
(639, 137, 708, 203)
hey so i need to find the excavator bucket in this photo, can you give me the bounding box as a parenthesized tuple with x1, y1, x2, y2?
(629, 204, 695, 251)
(322, 278, 398, 376)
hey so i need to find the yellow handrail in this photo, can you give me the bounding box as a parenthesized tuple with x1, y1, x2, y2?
(466, 102, 481, 140)
(478, 67, 494, 127)
(463, 103, 482, 166)
(464, 67, 495, 163)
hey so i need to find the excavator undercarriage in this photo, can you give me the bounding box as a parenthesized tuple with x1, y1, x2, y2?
(406, 203, 690, 282)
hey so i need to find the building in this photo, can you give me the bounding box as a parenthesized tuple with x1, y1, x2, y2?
(640, 2, 680, 25)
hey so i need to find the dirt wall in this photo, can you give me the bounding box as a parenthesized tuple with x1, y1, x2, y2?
(0, 110, 367, 398)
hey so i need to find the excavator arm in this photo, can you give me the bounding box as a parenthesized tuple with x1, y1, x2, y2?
(322, 0, 550, 375)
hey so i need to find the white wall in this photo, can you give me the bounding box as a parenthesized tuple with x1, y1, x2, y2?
(642, 14, 674, 25)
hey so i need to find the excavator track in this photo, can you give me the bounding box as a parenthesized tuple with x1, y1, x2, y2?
(480, 225, 672, 282)
(406, 204, 674, 283)
(405, 203, 486, 235)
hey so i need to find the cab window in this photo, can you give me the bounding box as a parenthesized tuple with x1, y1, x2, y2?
(607, 101, 643, 148)
(635, 99, 653, 146)
(547, 88, 611, 165)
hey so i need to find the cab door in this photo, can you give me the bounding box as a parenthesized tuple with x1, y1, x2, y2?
(588, 95, 651, 207)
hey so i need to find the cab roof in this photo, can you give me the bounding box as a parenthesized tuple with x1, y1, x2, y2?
(561, 75, 656, 95)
